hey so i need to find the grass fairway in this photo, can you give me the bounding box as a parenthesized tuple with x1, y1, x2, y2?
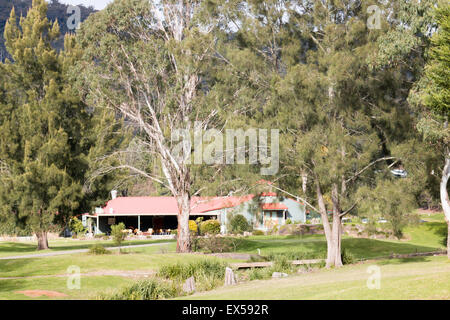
(0, 211, 447, 300)
(235, 212, 447, 259)
(0, 250, 233, 278)
(0, 276, 132, 300)
(180, 256, 450, 300)
(0, 238, 176, 258)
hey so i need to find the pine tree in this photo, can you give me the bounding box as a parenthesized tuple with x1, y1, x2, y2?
(414, 2, 450, 258)
(213, 0, 429, 267)
(0, 0, 98, 249)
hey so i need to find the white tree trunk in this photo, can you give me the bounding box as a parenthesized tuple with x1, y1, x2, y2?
(315, 181, 343, 267)
(176, 192, 191, 253)
(440, 155, 450, 259)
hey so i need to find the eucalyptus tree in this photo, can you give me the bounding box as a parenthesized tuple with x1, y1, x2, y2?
(75, 0, 239, 252)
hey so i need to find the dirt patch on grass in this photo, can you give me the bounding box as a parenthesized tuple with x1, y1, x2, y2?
(15, 290, 68, 297)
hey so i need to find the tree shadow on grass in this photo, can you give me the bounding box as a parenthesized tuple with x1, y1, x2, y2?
(376, 256, 431, 266)
(341, 238, 439, 259)
(0, 242, 38, 255)
(425, 222, 447, 240)
(234, 237, 441, 260)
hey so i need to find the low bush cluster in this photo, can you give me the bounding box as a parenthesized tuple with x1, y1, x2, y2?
(199, 219, 221, 235)
(99, 278, 180, 300)
(252, 230, 265, 236)
(193, 235, 241, 253)
(341, 248, 356, 265)
(88, 244, 109, 255)
(265, 250, 327, 261)
(158, 259, 228, 281)
(158, 258, 229, 292)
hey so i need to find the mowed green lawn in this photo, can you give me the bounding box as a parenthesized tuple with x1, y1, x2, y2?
(0, 211, 447, 300)
(234, 212, 446, 259)
(181, 256, 450, 300)
(0, 238, 176, 258)
(0, 276, 132, 300)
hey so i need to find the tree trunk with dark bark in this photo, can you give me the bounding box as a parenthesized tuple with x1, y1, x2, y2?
(176, 192, 191, 253)
(36, 231, 49, 251)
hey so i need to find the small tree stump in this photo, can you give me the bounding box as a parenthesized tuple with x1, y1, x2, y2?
(224, 267, 236, 286)
(182, 276, 196, 293)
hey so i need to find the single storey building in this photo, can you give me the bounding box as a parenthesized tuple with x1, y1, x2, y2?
(85, 192, 306, 235)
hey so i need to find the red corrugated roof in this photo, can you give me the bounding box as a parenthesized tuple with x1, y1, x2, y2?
(99, 195, 254, 215)
(260, 203, 288, 210)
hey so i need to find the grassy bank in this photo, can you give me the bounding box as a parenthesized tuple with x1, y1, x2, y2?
(180, 255, 450, 300)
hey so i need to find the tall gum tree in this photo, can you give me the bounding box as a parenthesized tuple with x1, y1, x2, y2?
(75, 0, 234, 252)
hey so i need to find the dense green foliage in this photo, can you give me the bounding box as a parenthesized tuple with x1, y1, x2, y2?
(0, 1, 127, 245)
(88, 243, 109, 255)
(69, 217, 86, 237)
(100, 278, 179, 300)
(228, 214, 252, 234)
(158, 258, 228, 281)
(0, 1, 87, 244)
(0, 0, 95, 61)
(199, 219, 221, 235)
(110, 222, 126, 247)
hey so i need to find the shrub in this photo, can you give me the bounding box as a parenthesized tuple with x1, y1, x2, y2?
(270, 255, 293, 273)
(194, 235, 239, 253)
(89, 244, 109, 255)
(249, 255, 270, 262)
(442, 234, 448, 248)
(94, 233, 105, 239)
(341, 248, 356, 265)
(265, 250, 327, 261)
(248, 267, 272, 280)
(285, 218, 292, 225)
(110, 222, 127, 247)
(69, 217, 86, 237)
(228, 214, 251, 234)
(199, 219, 221, 235)
(269, 225, 279, 235)
(188, 220, 198, 235)
(101, 278, 180, 300)
(252, 230, 264, 236)
(158, 259, 228, 282)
